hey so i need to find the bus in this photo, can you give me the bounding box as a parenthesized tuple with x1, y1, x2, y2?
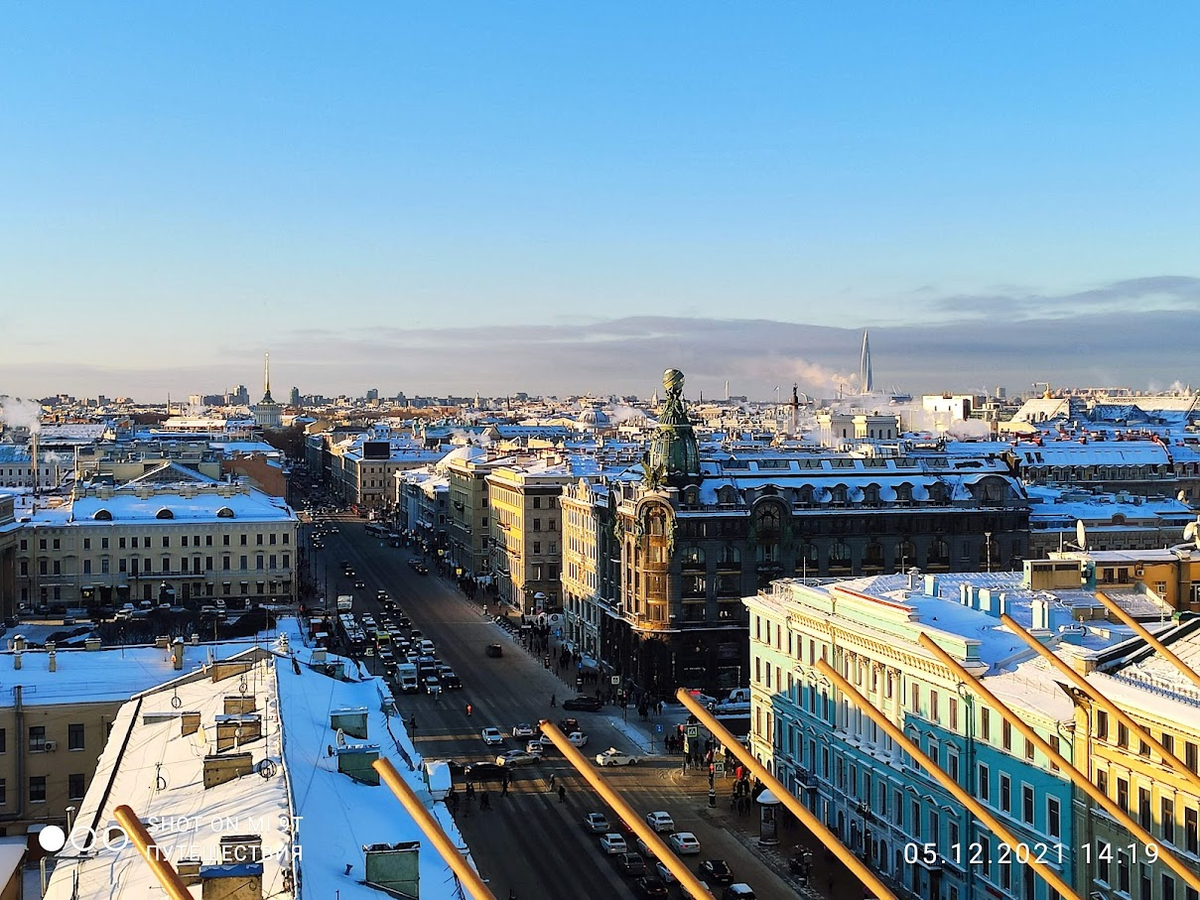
(366, 523, 388, 537)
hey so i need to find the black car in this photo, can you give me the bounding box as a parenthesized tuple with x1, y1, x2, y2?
(485, 643, 504, 658)
(464, 761, 505, 782)
(700, 859, 734, 885)
(634, 876, 669, 899)
(616, 852, 645, 875)
(561, 695, 603, 712)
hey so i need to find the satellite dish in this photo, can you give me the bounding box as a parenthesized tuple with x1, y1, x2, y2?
(1178, 490, 1187, 503)
(1075, 520, 1087, 551)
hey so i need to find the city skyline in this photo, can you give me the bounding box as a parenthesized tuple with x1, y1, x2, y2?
(3, 3, 1198, 399)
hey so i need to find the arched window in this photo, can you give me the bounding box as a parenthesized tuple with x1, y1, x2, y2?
(155, 508, 174, 520)
(830, 540, 851, 571)
(92, 509, 113, 521)
(681, 546, 705, 567)
(864, 541, 884, 570)
(718, 545, 741, 566)
(216, 507, 235, 518)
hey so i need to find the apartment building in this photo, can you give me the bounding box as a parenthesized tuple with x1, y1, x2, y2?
(15, 476, 298, 611)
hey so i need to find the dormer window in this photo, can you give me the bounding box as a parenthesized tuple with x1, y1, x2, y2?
(92, 509, 113, 521)
(216, 507, 235, 518)
(155, 508, 175, 519)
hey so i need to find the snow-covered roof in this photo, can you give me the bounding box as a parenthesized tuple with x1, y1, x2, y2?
(1010, 441, 1171, 467)
(28, 482, 296, 526)
(45, 634, 474, 900)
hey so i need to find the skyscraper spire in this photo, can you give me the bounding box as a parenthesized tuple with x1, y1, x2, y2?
(261, 352, 274, 404)
(859, 330, 874, 394)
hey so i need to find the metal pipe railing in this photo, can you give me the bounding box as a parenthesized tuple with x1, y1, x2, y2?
(813, 661, 1081, 900)
(112, 805, 193, 900)
(372, 758, 497, 900)
(673, 689, 898, 900)
(1000, 613, 1200, 796)
(536, 721, 715, 900)
(917, 634, 1200, 894)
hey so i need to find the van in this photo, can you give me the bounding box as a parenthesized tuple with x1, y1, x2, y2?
(423, 760, 452, 801)
(419, 639, 435, 656)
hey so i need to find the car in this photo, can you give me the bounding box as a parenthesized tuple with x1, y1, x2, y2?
(582, 812, 610, 834)
(557, 717, 580, 733)
(598, 833, 627, 855)
(525, 738, 546, 756)
(645, 811, 675, 833)
(595, 748, 641, 767)
(414, 564, 429, 576)
(654, 860, 678, 885)
(439, 670, 462, 690)
(512, 723, 536, 738)
(463, 761, 504, 781)
(485, 643, 504, 658)
(423, 676, 441, 694)
(634, 876, 669, 898)
(617, 852, 646, 875)
(567, 731, 588, 748)
(354, 580, 366, 589)
(699, 859, 734, 886)
(561, 695, 603, 711)
(496, 750, 538, 767)
(668, 832, 701, 855)
(721, 885, 756, 900)
(480, 727, 504, 746)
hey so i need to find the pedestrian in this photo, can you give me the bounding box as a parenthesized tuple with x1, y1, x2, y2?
(408, 714, 417, 731)
(466, 702, 473, 716)
(550, 693, 556, 707)
(557, 785, 566, 803)
(466, 782, 475, 800)
(508, 889, 517, 900)
(501, 778, 509, 797)
(480, 791, 491, 810)
(549, 773, 556, 790)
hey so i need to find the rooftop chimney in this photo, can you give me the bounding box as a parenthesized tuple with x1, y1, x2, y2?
(199, 863, 263, 900)
(171, 638, 185, 670)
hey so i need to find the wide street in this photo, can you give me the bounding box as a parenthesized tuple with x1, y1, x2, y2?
(304, 516, 811, 900)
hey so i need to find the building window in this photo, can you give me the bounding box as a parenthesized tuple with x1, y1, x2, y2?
(69, 774, 85, 799)
(533, 518, 542, 532)
(68, 723, 84, 751)
(28, 726, 46, 752)
(980, 708, 991, 742)
(1048, 796, 1061, 838)
(0, 729, 5, 753)
(1162, 797, 1175, 845)
(1000, 773, 1011, 813)
(0, 778, 5, 805)
(978, 764, 990, 803)
(29, 776, 46, 803)
(1022, 784, 1034, 824)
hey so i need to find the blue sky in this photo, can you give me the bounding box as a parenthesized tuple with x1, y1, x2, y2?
(2, 2, 1198, 401)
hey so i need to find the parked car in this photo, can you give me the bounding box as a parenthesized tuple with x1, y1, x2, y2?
(645, 811, 675, 833)
(617, 852, 646, 875)
(485, 643, 504, 658)
(634, 876, 669, 898)
(512, 723, 536, 738)
(480, 727, 504, 746)
(668, 832, 701, 855)
(582, 812, 610, 834)
(496, 750, 538, 767)
(699, 859, 734, 886)
(595, 748, 640, 766)
(598, 833, 628, 855)
(562, 695, 603, 711)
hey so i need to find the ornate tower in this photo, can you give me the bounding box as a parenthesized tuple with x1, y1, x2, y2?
(646, 369, 701, 488)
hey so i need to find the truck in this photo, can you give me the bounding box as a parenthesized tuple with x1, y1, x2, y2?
(423, 759, 452, 801)
(396, 662, 419, 693)
(337, 595, 354, 613)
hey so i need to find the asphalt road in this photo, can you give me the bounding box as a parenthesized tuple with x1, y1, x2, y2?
(307, 517, 805, 900)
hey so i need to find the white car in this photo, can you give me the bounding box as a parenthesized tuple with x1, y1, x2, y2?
(598, 833, 627, 855)
(655, 860, 677, 885)
(567, 731, 588, 748)
(480, 727, 504, 746)
(668, 832, 701, 855)
(645, 811, 675, 833)
(595, 748, 641, 767)
(496, 750, 538, 767)
(512, 723, 536, 738)
(582, 812, 610, 834)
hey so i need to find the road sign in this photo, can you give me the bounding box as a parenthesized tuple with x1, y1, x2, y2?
(685, 725, 699, 739)
(655, 724, 664, 733)
(714, 760, 726, 776)
(611, 675, 620, 685)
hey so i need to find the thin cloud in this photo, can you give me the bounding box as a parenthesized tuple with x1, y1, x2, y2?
(932, 275, 1200, 320)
